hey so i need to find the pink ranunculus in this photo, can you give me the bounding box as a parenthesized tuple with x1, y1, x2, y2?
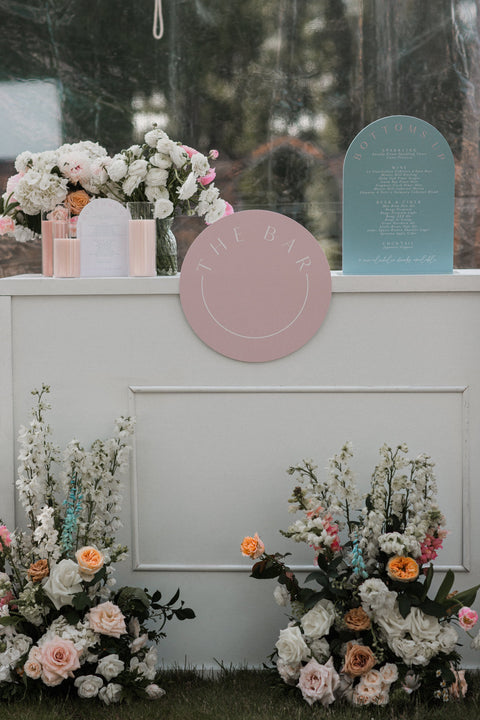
(297, 657, 340, 707)
(0, 216, 15, 234)
(222, 201, 234, 219)
(0, 526, 11, 549)
(40, 637, 81, 686)
(181, 145, 198, 158)
(209, 149, 219, 160)
(458, 607, 478, 630)
(199, 168, 216, 186)
(88, 601, 127, 638)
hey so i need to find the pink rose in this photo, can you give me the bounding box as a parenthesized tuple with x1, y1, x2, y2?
(0, 216, 15, 234)
(199, 168, 216, 186)
(458, 607, 478, 630)
(88, 601, 127, 638)
(297, 657, 340, 706)
(0, 525, 11, 549)
(40, 637, 81, 686)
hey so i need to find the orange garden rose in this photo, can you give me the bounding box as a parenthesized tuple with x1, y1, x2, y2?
(75, 546, 104, 579)
(386, 556, 419, 582)
(240, 533, 265, 559)
(344, 607, 371, 632)
(65, 189, 91, 215)
(27, 559, 49, 583)
(342, 643, 376, 677)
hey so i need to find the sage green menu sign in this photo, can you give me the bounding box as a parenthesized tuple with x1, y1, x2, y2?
(343, 115, 454, 274)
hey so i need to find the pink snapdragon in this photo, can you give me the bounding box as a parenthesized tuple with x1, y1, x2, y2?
(458, 607, 478, 630)
(419, 528, 448, 564)
(0, 525, 11, 550)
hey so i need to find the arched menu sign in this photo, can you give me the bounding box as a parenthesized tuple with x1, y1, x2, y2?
(180, 210, 332, 362)
(343, 115, 454, 274)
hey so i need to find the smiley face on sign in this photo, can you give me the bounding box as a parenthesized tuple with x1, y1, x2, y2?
(179, 210, 332, 362)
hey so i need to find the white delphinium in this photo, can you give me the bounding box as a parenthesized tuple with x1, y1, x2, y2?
(32, 505, 60, 560)
(326, 442, 362, 533)
(16, 584, 44, 626)
(378, 532, 421, 558)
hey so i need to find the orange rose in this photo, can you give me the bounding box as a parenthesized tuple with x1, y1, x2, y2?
(27, 559, 49, 583)
(387, 556, 419, 582)
(342, 643, 376, 677)
(66, 190, 91, 215)
(344, 607, 371, 632)
(75, 546, 104, 579)
(240, 533, 265, 559)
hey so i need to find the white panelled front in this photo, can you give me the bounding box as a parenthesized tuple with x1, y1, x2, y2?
(0, 273, 479, 668)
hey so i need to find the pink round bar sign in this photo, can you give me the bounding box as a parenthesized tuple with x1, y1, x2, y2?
(179, 210, 332, 362)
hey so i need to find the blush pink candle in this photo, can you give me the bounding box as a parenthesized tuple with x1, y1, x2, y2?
(53, 235, 80, 277)
(41, 219, 54, 276)
(129, 219, 156, 276)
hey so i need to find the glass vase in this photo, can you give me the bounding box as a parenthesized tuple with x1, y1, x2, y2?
(156, 217, 178, 275)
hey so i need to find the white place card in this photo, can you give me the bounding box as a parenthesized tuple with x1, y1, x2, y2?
(78, 199, 129, 277)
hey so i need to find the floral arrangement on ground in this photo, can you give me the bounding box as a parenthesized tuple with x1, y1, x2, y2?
(241, 443, 480, 708)
(0, 385, 194, 703)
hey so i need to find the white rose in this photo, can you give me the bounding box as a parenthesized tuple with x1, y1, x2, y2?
(273, 584, 290, 607)
(108, 155, 128, 182)
(275, 626, 310, 664)
(379, 663, 399, 685)
(301, 599, 335, 640)
(360, 669, 383, 692)
(375, 604, 408, 638)
(130, 634, 148, 654)
(471, 631, 480, 650)
(407, 608, 440, 642)
(74, 674, 104, 698)
(96, 653, 124, 680)
(42, 559, 83, 610)
(153, 198, 174, 219)
(145, 683, 166, 699)
(0, 665, 12, 682)
(389, 637, 423, 666)
(12, 633, 32, 656)
(99, 682, 123, 705)
(308, 637, 330, 662)
(437, 624, 458, 653)
(277, 659, 301, 685)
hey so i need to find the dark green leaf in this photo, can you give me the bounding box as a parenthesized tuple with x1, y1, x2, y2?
(398, 594, 411, 618)
(434, 570, 455, 603)
(418, 598, 446, 618)
(175, 607, 196, 620)
(166, 589, 180, 606)
(421, 564, 434, 600)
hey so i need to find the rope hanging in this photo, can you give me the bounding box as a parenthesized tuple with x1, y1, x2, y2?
(153, 0, 164, 39)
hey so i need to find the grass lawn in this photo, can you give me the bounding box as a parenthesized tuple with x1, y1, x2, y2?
(2, 668, 480, 720)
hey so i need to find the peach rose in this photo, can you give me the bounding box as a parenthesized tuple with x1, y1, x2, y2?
(24, 647, 42, 680)
(40, 637, 81, 686)
(88, 601, 127, 638)
(240, 533, 265, 559)
(28, 559, 49, 583)
(65, 189, 90, 215)
(342, 643, 376, 677)
(75, 546, 104, 579)
(386, 556, 419, 582)
(344, 607, 371, 632)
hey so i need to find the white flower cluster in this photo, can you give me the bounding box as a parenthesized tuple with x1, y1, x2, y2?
(359, 578, 458, 666)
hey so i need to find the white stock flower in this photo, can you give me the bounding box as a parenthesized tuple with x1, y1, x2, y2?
(359, 579, 396, 615)
(96, 653, 124, 680)
(74, 674, 104, 698)
(273, 584, 290, 607)
(275, 626, 310, 665)
(301, 599, 335, 640)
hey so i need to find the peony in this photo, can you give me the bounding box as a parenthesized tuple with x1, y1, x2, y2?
(42, 559, 83, 610)
(275, 626, 310, 665)
(96, 653, 124, 680)
(27, 559, 49, 583)
(74, 674, 104, 698)
(99, 682, 123, 705)
(301, 599, 335, 639)
(75, 546, 104, 580)
(297, 657, 340, 706)
(40, 637, 81, 686)
(458, 607, 478, 630)
(145, 683, 166, 699)
(88, 601, 126, 638)
(344, 607, 371, 632)
(342, 643, 376, 677)
(240, 533, 265, 559)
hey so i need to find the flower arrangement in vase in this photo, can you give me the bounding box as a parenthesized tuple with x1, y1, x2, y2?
(0, 385, 194, 703)
(242, 443, 479, 708)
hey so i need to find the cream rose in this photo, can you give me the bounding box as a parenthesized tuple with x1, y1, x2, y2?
(301, 599, 335, 640)
(74, 674, 104, 698)
(379, 663, 399, 685)
(75, 546, 105, 580)
(275, 626, 310, 665)
(99, 682, 123, 705)
(24, 647, 42, 680)
(42, 559, 83, 610)
(277, 659, 301, 685)
(96, 653, 124, 680)
(407, 607, 441, 642)
(88, 602, 126, 638)
(297, 657, 340, 707)
(40, 637, 81, 686)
